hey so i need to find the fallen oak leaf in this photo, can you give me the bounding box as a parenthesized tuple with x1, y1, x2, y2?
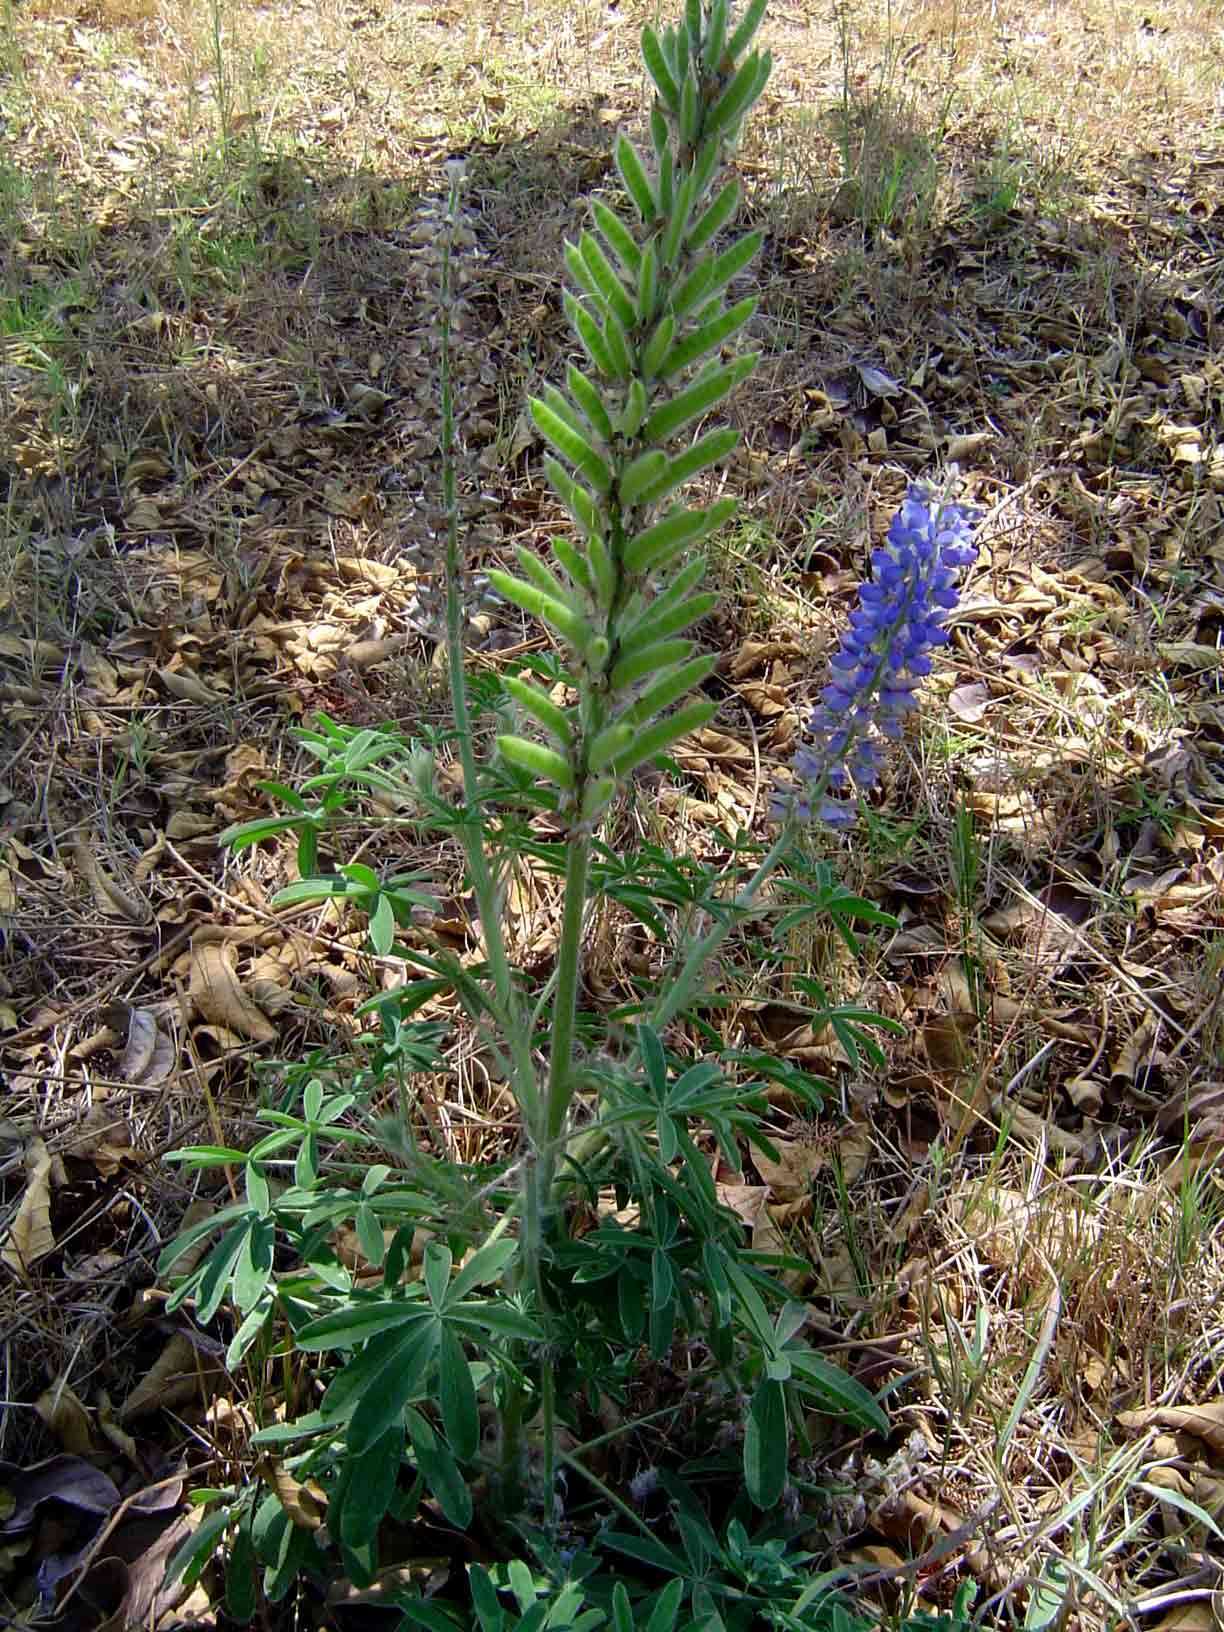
(0, 1455, 120, 1532)
(116, 1006, 176, 1087)
(118, 1332, 222, 1421)
(71, 836, 152, 926)
(188, 940, 276, 1044)
(1116, 1401, 1224, 1458)
(35, 1380, 97, 1457)
(1, 1136, 56, 1276)
(157, 666, 227, 704)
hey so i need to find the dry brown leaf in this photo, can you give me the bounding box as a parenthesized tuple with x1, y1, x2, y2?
(117, 1006, 176, 1087)
(1, 1137, 56, 1276)
(1161, 1140, 1224, 1192)
(1149, 1606, 1215, 1632)
(753, 1136, 825, 1198)
(72, 836, 152, 925)
(948, 681, 992, 722)
(96, 1393, 142, 1467)
(35, 1380, 97, 1456)
(715, 1182, 770, 1227)
(158, 665, 226, 704)
(345, 634, 409, 669)
(990, 1097, 1093, 1158)
(960, 1183, 1098, 1282)
(254, 1458, 326, 1529)
(1115, 1401, 1224, 1458)
(119, 1333, 218, 1420)
(188, 940, 277, 1044)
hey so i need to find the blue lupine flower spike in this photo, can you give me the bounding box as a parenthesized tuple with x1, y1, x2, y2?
(775, 483, 979, 828)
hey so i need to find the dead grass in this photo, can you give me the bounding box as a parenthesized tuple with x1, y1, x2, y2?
(0, 0, 1222, 1622)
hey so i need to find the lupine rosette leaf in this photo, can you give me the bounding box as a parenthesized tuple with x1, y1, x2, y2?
(774, 483, 979, 827)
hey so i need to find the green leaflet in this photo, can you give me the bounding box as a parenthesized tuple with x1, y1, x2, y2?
(660, 164, 698, 268)
(485, 568, 593, 654)
(726, 0, 768, 61)
(563, 290, 617, 379)
(744, 1379, 787, 1509)
(618, 376, 649, 439)
(619, 449, 669, 508)
(608, 636, 695, 692)
(686, 177, 741, 254)
(587, 720, 635, 774)
(673, 229, 763, 321)
(579, 231, 638, 334)
(623, 507, 709, 575)
(544, 457, 601, 540)
(640, 313, 676, 380)
(636, 242, 659, 325)
(628, 652, 717, 724)
(587, 530, 618, 607)
(702, 0, 728, 72)
(602, 307, 633, 378)
(550, 532, 595, 596)
(679, 67, 699, 147)
(566, 364, 614, 445)
(707, 50, 772, 140)
(515, 542, 571, 607)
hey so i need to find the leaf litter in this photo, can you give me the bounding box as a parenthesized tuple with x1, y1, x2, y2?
(0, 0, 1221, 1622)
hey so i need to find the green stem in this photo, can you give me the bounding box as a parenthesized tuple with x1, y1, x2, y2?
(648, 822, 794, 1032)
(544, 834, 592, 1154)
(438, 171, 540, 1131)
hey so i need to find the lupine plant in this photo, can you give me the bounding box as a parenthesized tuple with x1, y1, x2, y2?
(160, 2, 978, 1625)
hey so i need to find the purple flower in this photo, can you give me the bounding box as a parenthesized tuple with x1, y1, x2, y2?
(775, 484, 978, 827)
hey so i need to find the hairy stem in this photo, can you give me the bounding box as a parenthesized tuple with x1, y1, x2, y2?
(544, 833, 593, 1151)
(439, 170, 540, 1130)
